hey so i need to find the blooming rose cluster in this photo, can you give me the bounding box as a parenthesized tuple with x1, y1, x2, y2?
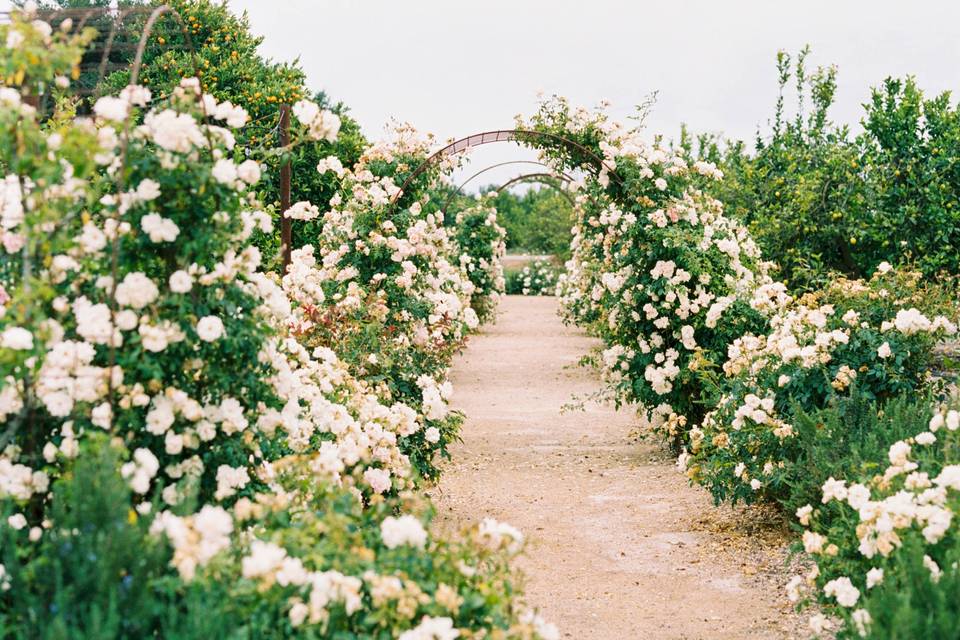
(684, 267, 958, 506)
(521, 96, 775, 437)
(280, 121, 501, 480)
(790, 403, 960, 637)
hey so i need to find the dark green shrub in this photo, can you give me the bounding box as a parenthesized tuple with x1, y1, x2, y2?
(784, 390, 939, 515)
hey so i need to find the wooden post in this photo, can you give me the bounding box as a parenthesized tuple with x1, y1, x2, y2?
(279, 104, 292, 273)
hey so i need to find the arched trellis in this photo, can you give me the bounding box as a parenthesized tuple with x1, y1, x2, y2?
(391, 129, 621, 206)
(440, 160, 574, 215)
(2, 4, 303, 269)
(0, 5, 197, 100)
(495, 173, 577, 207)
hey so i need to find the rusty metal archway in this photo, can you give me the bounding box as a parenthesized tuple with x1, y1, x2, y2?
(391, 129, 620, 205)
(441, 160, 574, 215)
(495, 173, 577, 207)
(0, 5, 201, 102)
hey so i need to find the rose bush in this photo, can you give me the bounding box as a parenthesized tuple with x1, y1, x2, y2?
(790, 400, 960, 639)
(281, 122, 491, 481)
(0, 436, 556, 639)
(506, 258, 561, 296)
(685, 266, 958, 506)
(518, 96, 776, 438)
(452, 201, 506, 323)
(0, 9, 543, 638)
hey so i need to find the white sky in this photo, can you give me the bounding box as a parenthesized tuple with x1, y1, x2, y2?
(223, 0, 960, 190)
(8, 1, 960, 190)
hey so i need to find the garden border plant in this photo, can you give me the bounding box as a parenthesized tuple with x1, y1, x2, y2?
(0, 7, 557, 639)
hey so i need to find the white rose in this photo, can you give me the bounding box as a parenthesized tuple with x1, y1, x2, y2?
(136, 179, 162, 201)
(196, 315, 224, 342)
(115, 310, 138, 331)
(115, 272, 159, 309)
(237, 160, 261, 185)
(169, 270, 193, 293)
(363, 468, 392, 494)
(93, 96, 129, 122)
(211, 159, 238, 185)
(291, 99, 320, 125)
(1, 327, 32, 350)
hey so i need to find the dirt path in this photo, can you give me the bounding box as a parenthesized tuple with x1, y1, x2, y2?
(432, 296, 805, 640)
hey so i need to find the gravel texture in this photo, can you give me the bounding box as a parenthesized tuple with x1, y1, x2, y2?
(431, 295, 810, 640)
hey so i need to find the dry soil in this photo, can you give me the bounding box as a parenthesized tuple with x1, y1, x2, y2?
(431, 295, 809, 640)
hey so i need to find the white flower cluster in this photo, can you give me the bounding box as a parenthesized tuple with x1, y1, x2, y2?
(291, 99, 341, 142)
(278, 122, 498, 476)
(381, 514, 429, 549)
(791, 404, 960, 636)
(150, 505, 234, 581)
(0, 41, 545, 636)
(527, 98, 775, 420)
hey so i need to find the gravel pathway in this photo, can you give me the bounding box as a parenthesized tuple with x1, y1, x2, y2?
(432, 295, 807, 639)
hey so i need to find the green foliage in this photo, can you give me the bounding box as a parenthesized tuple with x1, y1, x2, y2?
(785, 391, 939, 516)
(0, 438, 545, 639)
(838, 536, 960, 640)
(859, 76, 960, 280)
(0, 436, 179, 639)
(484, 186, 574, 259)
(689, 48, 960, 291)
(505, 259, 561, 296)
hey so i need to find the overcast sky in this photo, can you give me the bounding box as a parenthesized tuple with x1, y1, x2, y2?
(8, 1, 960, 189)
(223, 0, 959, 189)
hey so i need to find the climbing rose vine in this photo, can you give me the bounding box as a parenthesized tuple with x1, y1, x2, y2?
(0, 9, 552, 638)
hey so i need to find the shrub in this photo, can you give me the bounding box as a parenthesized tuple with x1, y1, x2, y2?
(686, 266, 958, 506)
(831, 536, 960, 639)
(505, 259, 561, 296)
(96, 0, 368, 270)
(519, 97, 776, 434)
(0, 437, 177, 639)
(486, 186, 574, 259)
(783, 391, 941, 518)
(792, 400, 960, 639)
(858, 76, 960, 281)
(690, 48, 960, 291)
(452, 203, 506, 323)
(281, 122, 481, 481)
(0, 436, 557, 639)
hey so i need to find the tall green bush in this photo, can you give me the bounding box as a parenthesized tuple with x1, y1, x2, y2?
(485, 186, 574, 258)
(689, 48, 960, 291)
